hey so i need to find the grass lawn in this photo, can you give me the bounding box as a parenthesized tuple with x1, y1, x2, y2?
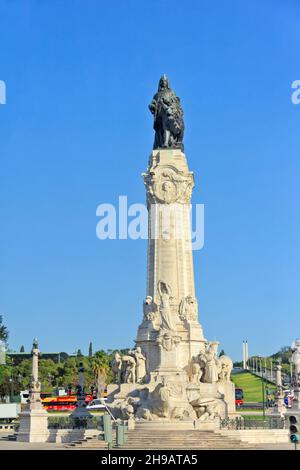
(231, 371, 276, 402)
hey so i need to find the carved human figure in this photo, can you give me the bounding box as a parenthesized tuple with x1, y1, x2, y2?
(143, 296, 157, 322)
(111, 352, 122, 383)
(191, 362, 203, 383)
(203, 342, 219, 384)
(158, 280, 174, 331)
(123, 355, 136, 384)
(190, 362, 203, 383)
(149, 75, 184, 149)
(217, 355, 233, 382)
(133, 347, 147, 384)
(179, 296, 198, 322)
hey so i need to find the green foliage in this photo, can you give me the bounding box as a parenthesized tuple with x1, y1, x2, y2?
(0, 364, 13, 398)
(0, 349, 115, 399)
(20, 345, 25, 352)
(90, 350, 111, 395)
(271, 346, 292, 364)
(0, 316, 9, 344)
(88, 342, 93, 357)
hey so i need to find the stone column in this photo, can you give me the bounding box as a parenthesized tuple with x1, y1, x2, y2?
(274, 362, 285, 415)
(17, 338, 49, 442)
(136, 149, 206, 377)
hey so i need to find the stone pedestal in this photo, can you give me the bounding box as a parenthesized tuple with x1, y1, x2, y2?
(17, 409, 49, 443)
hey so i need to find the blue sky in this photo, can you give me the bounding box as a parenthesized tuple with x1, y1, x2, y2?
(0, 0, 299, 361)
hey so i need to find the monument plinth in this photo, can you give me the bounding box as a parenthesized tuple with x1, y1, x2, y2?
(108, 76, 235, 428)
(17, 339, 49, 442)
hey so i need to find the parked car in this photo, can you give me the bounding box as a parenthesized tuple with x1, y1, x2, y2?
(86, 398, 106, 410)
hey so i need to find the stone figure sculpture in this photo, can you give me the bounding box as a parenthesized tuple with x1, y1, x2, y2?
(190, 362, 203, 384)
(158, 280, 174, 331)
(149, 75, 184, 149)
(110, 379, 195, 422)
(202, 342, 219, 383)
(192, 346, 233, 384)
(179, 296, 198, 322)
(133, 347, 147, 384)
(115, 348, 147, 385)
(111, 352, 122, 383)
(122, 355, 136, 384)
(143, 296, 158, 322)
(217, 355, 233, 382)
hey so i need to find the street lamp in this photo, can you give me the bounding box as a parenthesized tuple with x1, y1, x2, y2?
(262, 368, 266, 419)
(9, 378, 13, 402)
(258, 356, 266, 418)
(270, 359, 273, 382)
(289, 358, 293, 386)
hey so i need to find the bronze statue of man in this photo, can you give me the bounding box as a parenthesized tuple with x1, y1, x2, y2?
(149, 75, 184, 150)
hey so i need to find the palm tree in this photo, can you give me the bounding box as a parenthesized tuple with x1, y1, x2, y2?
(91, 350, 109, 398)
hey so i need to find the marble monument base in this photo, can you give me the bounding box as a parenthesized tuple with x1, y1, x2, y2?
(107, 375, 235, 430)
(17, 409, 49, 443)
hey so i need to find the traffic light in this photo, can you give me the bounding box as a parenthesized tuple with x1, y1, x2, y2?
(289, 415, 300, 445)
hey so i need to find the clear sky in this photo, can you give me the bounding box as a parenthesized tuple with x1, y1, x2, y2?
(0, 0, 299, 361)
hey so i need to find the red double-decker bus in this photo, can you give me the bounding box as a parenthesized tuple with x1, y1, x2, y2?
(41, 395, 90, 411)
(41, 390, 107, 411)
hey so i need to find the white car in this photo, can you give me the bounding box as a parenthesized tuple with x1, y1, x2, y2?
(86, 399, 107, 410)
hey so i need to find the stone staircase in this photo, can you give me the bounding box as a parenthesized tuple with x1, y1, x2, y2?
(116, 429, 252, 450)
(65, 428, 252, 450)
(64, 433, 109, 449)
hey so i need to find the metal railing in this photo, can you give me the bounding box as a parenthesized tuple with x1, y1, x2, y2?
(48, 415, 104, 430)
(220, 416, 285, 430)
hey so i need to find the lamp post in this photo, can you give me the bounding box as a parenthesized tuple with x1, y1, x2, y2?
(9, 358, 14, 402)
(262, 366, 266, 419)
(270, 359, 273, 382)
(289, 358, 293, 386)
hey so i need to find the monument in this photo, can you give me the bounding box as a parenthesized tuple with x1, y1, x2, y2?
(70, 362, 93, 426)
(273, 359, 285, 416)
(17, 338, 49, 442)
(107, 76, 235, 429)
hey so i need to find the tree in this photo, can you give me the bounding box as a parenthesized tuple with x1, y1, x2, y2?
(0, 364, 13, 399)
(88, 342, 93, 357)
(0, 316, 9, 345)
(76, 349, 82, 357)
(219, 349, 226, 357)
(20, 345, 25, 352)
(91, 350, 110, 398)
